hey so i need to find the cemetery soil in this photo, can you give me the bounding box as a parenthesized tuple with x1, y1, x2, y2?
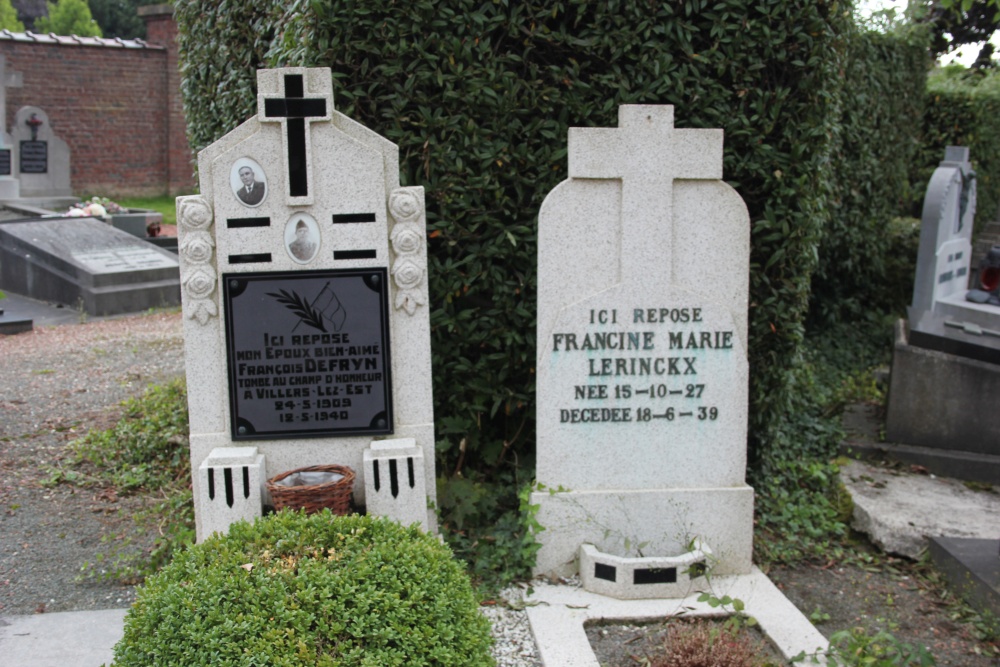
(0, 312, 996, 667)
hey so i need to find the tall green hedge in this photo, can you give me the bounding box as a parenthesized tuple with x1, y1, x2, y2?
(809, 27, 930, 324)
(921, 66, 1000, 231)
(176, 0, 850, 480)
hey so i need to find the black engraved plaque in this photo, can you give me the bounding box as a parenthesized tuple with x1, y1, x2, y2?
(223, 268, 393, 440)
(19, 141, 47, 174)
(0, 149, 10, 176)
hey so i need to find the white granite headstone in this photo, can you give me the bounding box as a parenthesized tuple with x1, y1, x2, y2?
(178, 67, 436, 540)
(11, 106, 70, 197)
(532, 106, 753, 579)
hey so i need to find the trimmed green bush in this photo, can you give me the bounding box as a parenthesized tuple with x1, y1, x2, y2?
(111, 512, 495, 667)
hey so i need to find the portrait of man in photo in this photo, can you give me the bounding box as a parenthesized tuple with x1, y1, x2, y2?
(233, 162, 267, 207)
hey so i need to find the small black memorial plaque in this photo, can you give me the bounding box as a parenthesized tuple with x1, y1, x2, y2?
(223, 268, 393, 440)
(20, 140, 47, 174)
(0, 149, 10, 176)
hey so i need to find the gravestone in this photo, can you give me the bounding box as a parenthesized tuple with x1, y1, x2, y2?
(884, 146, 1000, 478)
(178, 67, 435, 540)
(10, 106, 71, 198)
(0, 55, 22, 199)
(906, 146, 999, 360)
(531, 106, 753, 586)
(0, 216, 180, 315)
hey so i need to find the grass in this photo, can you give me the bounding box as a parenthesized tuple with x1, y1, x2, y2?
(116, 196, 181, 226)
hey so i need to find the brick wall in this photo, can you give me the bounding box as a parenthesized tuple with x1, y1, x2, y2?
(0, 6, 195, 198)
(140, 4, 194, 196)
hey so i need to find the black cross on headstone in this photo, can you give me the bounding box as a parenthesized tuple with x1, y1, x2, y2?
(261, 74, 328, 198)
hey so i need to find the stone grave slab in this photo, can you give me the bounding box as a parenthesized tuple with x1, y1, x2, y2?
(0, 217, 180, 315)
(10, 106, 70, 198)
(531, 106, 753, 583)
(179, 67, 435, 540)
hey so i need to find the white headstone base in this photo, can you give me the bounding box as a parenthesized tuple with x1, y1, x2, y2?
(197, 446, 265, 540)
(579, 540, 712, 600)
(363, 437, 430, 531)
(532, 487, 753, 578)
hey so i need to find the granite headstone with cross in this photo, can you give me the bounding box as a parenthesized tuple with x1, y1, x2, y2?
(531, 106, 753, 588)
(10, 105, 71, 198)
(177, 67, 435, 539)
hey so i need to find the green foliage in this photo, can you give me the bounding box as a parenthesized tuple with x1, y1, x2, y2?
(111, 512, 495, 667)
(174, 0, 288, 150)
(0, 0, 24, 31)
(794, 626, 936, 666)
(808, 28, 930, 325)
(35, 0, 103, 37)
(118, 195, 179, 226)
(435, 474, 541, 593)
(921, 65, 1000, 231)
(46, 380, 194, 582)
(754, 315, 898, 563)
(87, 0, 145, 39)
(62, 379, 188, 491)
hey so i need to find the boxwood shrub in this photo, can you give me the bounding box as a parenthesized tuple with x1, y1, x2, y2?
(111, 512, 494, 667)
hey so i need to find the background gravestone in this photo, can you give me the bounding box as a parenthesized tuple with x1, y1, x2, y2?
(531, 106, 753, 579)
(883, 146, 1000, 480)
(178, 67, 436, 540)
(11, 105, 70, 199)
(0, 217, 180, 315)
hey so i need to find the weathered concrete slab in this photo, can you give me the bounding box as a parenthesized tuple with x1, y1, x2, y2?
(841, 459, 1000, 559)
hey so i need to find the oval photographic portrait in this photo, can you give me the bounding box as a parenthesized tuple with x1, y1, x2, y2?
(230, 157, 267, 208)
(285, 213, 320, 264)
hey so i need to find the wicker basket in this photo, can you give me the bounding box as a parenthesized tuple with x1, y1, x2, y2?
(266, 464, 355, 515)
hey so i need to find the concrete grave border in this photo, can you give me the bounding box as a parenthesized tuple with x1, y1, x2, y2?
(526, 569, 829, 666)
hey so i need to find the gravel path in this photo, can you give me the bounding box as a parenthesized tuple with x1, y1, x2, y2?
(0, 312, 185, 615)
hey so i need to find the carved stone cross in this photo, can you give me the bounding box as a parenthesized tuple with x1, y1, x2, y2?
(568, 106, 722, 284)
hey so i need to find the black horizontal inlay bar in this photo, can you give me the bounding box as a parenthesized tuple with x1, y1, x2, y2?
(227, 217, 271, 228)
(264, 98, 327, 118)
(334, 250, 376, 260)
(229, 253, 272, 264)
(332, 213, 377, 224)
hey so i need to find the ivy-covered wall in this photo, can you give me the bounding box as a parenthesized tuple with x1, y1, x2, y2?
(174, 1, 937, 500)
